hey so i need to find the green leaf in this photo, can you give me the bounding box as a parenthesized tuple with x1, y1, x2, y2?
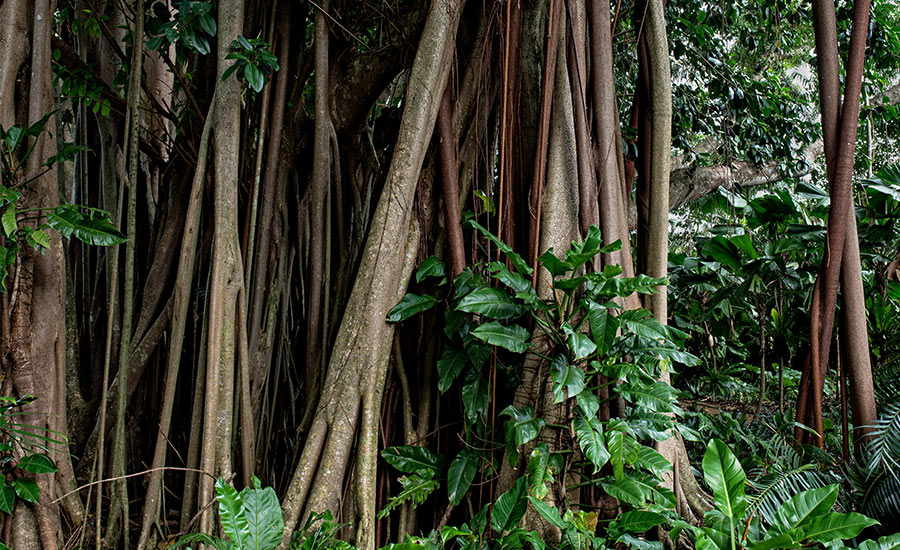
(800, 512, 878, 543)
(47, 205, 126, 246)
(635, 446, 671, 479)
(527, 496, 567, 529)
(574, 416, 609, 472)
(702, 236, 743, 271)
(11, 478, 40, 503)
(562, 324, 596, 361)
(0, 185, 22, 208)
(244, 63, 264, 92)
(770, 485, 839, 535)
(447, 449, 477, 506)
(378, 471, 440, 519)
(465, 219, 532, 275)
(0, 481, 14, 514)
(457, 287, 526, 319)
(537, 250, 570, 277)
(241, 477, 283, 550)
(614, 510, 666, 534)
(0, 245, 13, 292)
(471, 322, 529, 353)
(198, 13, 217, 36)
(237, 35, 253, 50)
(2, 206, 16, 237)
(527, 443, 554, 499)
(386, 293, 437, 322)
(491, 477, 527, 534)
(586, 301, 618, 357)
(606, 427, 639, 481)
(461, 369, 489, 420)
(575, 390, 599, 418)
(381, 446, 444, 474)
(501, 405, 545, 465)
(416, 256, 446, 283)
(702, 439, 746, 520)
(601, 477, 650, 506)
(488, 262, 536, 302)
(216, 477, 249, 549)
(550, 355, 585, 403)
(437, 346, 468, 394)
(18, 453, 58, 474)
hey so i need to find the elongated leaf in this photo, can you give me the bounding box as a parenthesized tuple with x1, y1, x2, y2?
(448, 449, 478, 505)
(563, 324, 596, 361)
(551, 355, 585, 403)
(416, 256, 446, 283)
(0, 245, 12, 292)
(457, 287, 526, 319)
(801, 512, 878, 543)
(2, 206, 16, 237)
(527, 496, 567, 529)
(492, 477, 527, 533)
(386, 293, 437, 322)
(601, 477, 650, 506)
(216, 478, 249, 549)
(770, 484, 839, 535)
(606, 428, 639, 481)
(466, 220, 532, 275)
(437, 346, 468, 394)
(378, 471, 440, 519)
(527, 443, 554, 499)
(471, 322, 529, 353)
(11, 478, 40, 503)
(703, 439, 747, 520)
(501, 405, 545, 465)
(18, 453, 58, 474)
(537, 250, 570, 277)
(636, 446, 671, 479)
(488, 262, 536, 302)
(47, 204, 126, 246)
(574, 416, 609, 472)
(461, 369, 489, 420)
(0, 482, 14, 514)
(241, 477, 283, 550)
(614, 510, 666, 534)
(586, 301, 618, 357)
(381, 446, 444, 474)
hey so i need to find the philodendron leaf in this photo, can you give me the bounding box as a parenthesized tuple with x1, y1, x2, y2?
(702, 439, 747, 520)
(447, 448, 478, 506)
(416, 256, 446, 283)
(491, 477, 527, 534)
(550, 355, 585, 403)
(382, 445, 444, 474)
(47, 204, 126, 246)
(241, 476, 283, 550)
(457, 287, 526, 319)
(562, 324, 596, 361)
(527, 443, 554, 499)
(18, 453, 58, 474)
(216, 477, 249, 549)
(527, 496, 567, 529)
(437, 346, 468, 394)
(586, 301, 618, 357)
(574, 416, 609, 472)
(0, 481, 14, 514)
(1, 206, 16, 237)
(770, 484, 839, 535)
(613, 510, 667, 535)
(11, 478, 39, 504)
(387, 293, 438, 322)
(471, 322, 529, 353)
(501, 405, 546, 465)
(800, 512, 878, 543)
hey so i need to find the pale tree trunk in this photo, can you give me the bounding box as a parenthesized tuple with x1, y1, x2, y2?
(279, 2, 463, 548)
(199, 0, 246, 534)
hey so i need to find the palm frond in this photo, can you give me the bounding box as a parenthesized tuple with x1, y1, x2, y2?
(746, 464, 840, 526)
(863, 399, 900, 482)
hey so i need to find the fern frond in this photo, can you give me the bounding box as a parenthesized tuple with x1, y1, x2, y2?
(863, 400, 900, 482)
(745, 464, 837, 525)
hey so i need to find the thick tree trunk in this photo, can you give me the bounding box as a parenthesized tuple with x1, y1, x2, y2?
(279, 2, 463, 548)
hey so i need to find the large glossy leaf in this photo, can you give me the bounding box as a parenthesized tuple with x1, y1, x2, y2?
(606, 425, 638, 481)
(527, 443, 554, 499)
(0, 482, 14, 514)
(854, 533, 900, 550)
(11, 478, 39, 503)
(18, 453, 58, 474)
(386, 293, 438, 322)
(501, 406, 545, 446)
(601, 478, 650, 506)
(770, 484, 839, 535)
(437, 347, 468, 394)
(241, 477, 283, 550)
(551, 355, 585, 403)
(457, 287, 526, 319)
(491, 477, 527, 534)
(527, 496, 567, 529)
(537, 250, 570, 277)
(614, 510, 666, 534)
(461, 369, 489, 419)
(800, 512, 878, 543)
(489, 262, 537, 303)
(586, 301, 618, 357)
(47, 204, 126, 246)
(416, 256, 446, 283)
(1, 206, 15, 237)
(636, 446, 672, 479)
(216, 478, 249, 549)
(448, 449, 478, 505)
(381, 445, 444, 474)
(574, 416, 609, 472)
(703, 439, 747, 520)
(562, 324, 596, 361)
(471, 322, 529, 353)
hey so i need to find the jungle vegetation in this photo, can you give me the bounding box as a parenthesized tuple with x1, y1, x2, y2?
(0, 0, 899, 548)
